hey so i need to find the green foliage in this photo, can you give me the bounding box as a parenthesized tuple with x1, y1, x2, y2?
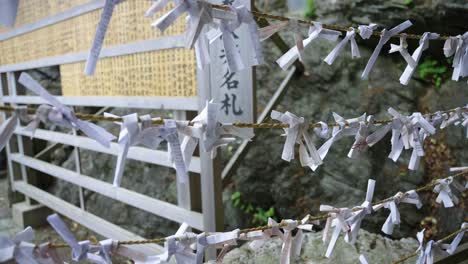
(417, 58, 449, 89)
(231, 191, 277, 225)
(305, 0, 317, 19)
(403, 0, 413, 6)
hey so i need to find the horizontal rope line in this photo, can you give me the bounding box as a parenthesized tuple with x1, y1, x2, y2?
(210, 3, 458, 40)
(43, 170, 467, 248)
(393, 225, 468, 264)
(0, 105, 465, 129)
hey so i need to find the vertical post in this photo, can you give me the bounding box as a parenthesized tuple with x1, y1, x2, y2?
(173, 110, 191, 210)
(0, 73, 16, 192)
(197, 47, 224, 260)
(72, 127, 86, 210)
(6, 72, 30, 205)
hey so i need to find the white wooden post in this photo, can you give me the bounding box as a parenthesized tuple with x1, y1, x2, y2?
(0, 73, 16, 192)
(173, 110, 191, 210)
(72, 127, 86, 210)
(6, 72, 30, 204)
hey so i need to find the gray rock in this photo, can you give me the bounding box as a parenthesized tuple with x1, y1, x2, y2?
(221, 229, 418, 263)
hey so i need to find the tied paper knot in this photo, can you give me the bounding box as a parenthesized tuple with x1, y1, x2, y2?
(433, 176, 459, 208)
(443, 32, 468, 81)
(374, 190, 422, 235)
(312, 113, 367, 171)
(361, 20, 412, 79)
(365, 115, 393, 148)
(196, 229, 239, 264)
(399, 32, 440, 85)
(208, 1, 263, 72)
(249, 218, 284, 250)
(84, 0, 123, 75)
(0, 105, 30, 153)
(437, 106, 468, 138)
(180, 101, 253, 162)
(18, 73, 116, 148)
(104, 113, 188, 187)
(387, 108, 436, 170)
(438, 222, 468, 255)
(140, 223, 197, 264)
(0, 226, 38, 264)
(343, 179, 375, 245)
(86, 239, 118, 264)
(271, 111, 322, 169)
(289, 19, 305, 62)
(277, 22, 341, 70)
(324, 28, 360, 65)
(357, 23, 377, 40)
(415, 229, 432, 264)
(47, 214, 92, 261)
(37, 242, 62, 264)
(279, 216, 314, 264)
(319, 206, 352, 258)
(147, 0, 214, 69)
(348, 117, 372, 159)
(314, 121, 329, 139)
(415, 229, 444, 264)
(389, 34, 416, 68)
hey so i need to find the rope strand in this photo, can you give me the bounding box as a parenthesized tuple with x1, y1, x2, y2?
(210, 3, 459, 40)
(0, 105, 465, 129)
(44, 170, 467, 248)
(392, 226, 468, 264)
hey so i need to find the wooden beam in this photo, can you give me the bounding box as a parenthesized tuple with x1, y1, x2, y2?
(13, 181, 164, 260)
(10, 154, 204, 230)
(14, 127, 201, 173)
(0, 0, 106, 41)
(2, 95, 198, 110)
(0, 35, 186, 73)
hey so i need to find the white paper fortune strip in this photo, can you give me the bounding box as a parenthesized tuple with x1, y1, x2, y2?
(433, 176, 460, 208)
(47, 214, 117, 263)
(399, 32, 439, 85)
(323, 29, 360, 65)
(84, 0, 123, 75)
(18, 73, 116, 147)
(0, 227, 38, 264)
(276, 22, 341, 70)
(373, 190, 422, 235)
(361, 20, 412, 79)
(443, 32, 468, 82)
(0, 0, 19, 27)
(357, 23, 377, 40)
(105, 113, 189, 186)
(271, 110, 322, 169)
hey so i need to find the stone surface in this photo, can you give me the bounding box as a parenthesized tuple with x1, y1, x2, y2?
(12, 201, 52, 228)
(221, 229, 419, 263)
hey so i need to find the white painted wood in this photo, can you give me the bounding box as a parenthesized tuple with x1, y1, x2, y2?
(2, 96, 198, 110)
(173, 110, 191, 211)
(0, 0, 106, 41)
(196, 45, 219, 260)
(209, 0, 254, 125)
(10, 154, 204, 230)
(7, 72, 30, 204)
(14, 127, 201, 173)
(0, 74, 16, 191)
(13, 181, 164, 260)
(0, 35, 185, 72)
(72, 128, 86, 211)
